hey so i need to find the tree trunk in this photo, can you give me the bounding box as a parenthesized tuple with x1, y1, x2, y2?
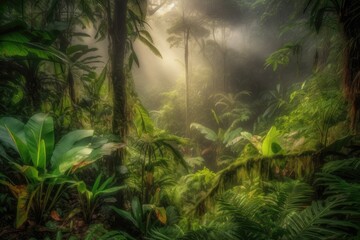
(25, 70, 41, 111)
(185, 27, 190, 137)
(25, 61, 41, 112)
(110, 0, 128, 174)
(340, 1, 360, 132)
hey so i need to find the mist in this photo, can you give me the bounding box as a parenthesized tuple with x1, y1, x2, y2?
(132, 0, 312, 114)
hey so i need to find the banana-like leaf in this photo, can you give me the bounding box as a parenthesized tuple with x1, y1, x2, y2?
(87, 142, 125, 163)
(55, 146, 93, 174)
(190, 123, 218, 142)
(224, 128, 243, 147)
(0, 117, 25, 150)
(37, 140, 46, 170)
(24, 113, 54, 169)
(6, 127, 31, 165)
(51, 130, 94, 170)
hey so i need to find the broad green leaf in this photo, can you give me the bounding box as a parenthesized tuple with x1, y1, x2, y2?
(51, 130, 94, 170)
(0, 117, 25, 150)
(37, 140, 46, 170)
(24, 113, 54, 168)
(190, 123, 217, 142)
(224, 128, 243, 146)
(55, 147, 93, 174)
(6, 127, 30, 164)
(271, 142, 282, 154)
(84, 143, 124, 167)
(262, 126, 282, 157)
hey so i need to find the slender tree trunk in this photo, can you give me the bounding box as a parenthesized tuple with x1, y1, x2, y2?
(221, 26, 227, 92)
(110, 0, 128, 174)
(184, 27, 190, 137)
(223, 50, 227, 91)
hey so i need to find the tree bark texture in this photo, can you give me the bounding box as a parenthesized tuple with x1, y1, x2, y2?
(339, 1, 360, 131)
(110, 0, 128, 173)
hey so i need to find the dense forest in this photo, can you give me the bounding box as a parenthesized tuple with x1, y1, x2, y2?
(1, 0, 360, 239)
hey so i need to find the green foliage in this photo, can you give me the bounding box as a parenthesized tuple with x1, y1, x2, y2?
(0, 20, 68, 61)
(79, 64, 112, 131)
(198, 178, 358, 240)
(275, 67, 347, 149)
(73, 174, 126, 223)
(317, 158, 360, 216)
(212, 92, 251, 124)
(230, 126, 284, 157)
(171, 168, 216, 212)
(129, 103, 188, 203)
(190, 123, 217, 142)
(0, 113, 119, 227)
(126, 3, 162, 69)
(265, 43, 302, 71)
(111, 196, 168, 238)
(261, 126, 282, 156)
(191, 106, 248, 168)
(0, 1, 359, 239)
(84, 224, 129, 240)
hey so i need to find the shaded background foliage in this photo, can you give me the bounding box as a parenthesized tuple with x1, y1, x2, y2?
(0, 0, 360, 239)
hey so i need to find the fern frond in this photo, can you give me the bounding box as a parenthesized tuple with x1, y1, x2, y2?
(285, 198, 358, 240)
(266, 180, 313, 224)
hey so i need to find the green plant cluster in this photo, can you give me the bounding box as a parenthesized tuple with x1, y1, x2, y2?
(1, 0, 360, 240)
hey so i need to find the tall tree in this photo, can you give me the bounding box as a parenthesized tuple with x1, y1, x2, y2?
(304, 0, 360, 131)
(167, 0, 209, 137)
(109, 0, 129, 173)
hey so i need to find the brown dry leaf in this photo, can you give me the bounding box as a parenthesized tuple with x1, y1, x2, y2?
(71, 160, 95, 173)
(50, 210, 62, 221)
(8, 184, 27, 198)
(155, 207, 167, 224)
